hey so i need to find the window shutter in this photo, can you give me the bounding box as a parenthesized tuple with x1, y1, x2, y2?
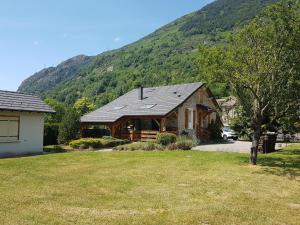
(193, 110, 196, 129)
(185, 109, 188, 129)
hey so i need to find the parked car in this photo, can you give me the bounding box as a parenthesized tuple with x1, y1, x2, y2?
(222, 126, 238, 140)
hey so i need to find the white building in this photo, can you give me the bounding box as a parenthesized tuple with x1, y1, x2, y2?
(0, 90, 54, 157)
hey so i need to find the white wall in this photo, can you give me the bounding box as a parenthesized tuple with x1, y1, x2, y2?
(0, 111, 45, 156)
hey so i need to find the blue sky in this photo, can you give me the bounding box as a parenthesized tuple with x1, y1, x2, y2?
(0, 0, 213, 91)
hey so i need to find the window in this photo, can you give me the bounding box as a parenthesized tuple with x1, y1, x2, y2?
(188, 109, 193, 129)
(0, 116, 19, 142)
(113, 106, 126, 110)
(140, 104, 156, 109)
(185, 108, 194, 129)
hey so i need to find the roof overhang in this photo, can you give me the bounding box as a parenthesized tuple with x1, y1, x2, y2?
(81, 114, 165, 124)
(0, 108, 55, 114)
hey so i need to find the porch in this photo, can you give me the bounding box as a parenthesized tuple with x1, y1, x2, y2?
(81, 111, 179, 142)
(196, 104, 222, 142)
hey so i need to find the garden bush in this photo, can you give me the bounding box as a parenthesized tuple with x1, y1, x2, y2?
(69, 137, 128, 149)
(167, 136, 198, 150)
(166, 142, 179, 150)
(176, 137, 195, 150)
(114, 142, 163, 151)
(156, 132, 177, 146)
(43, 145, 67, 153)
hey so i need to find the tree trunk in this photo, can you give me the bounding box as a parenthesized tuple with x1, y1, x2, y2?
(250, 128, 261, 165)
(250, 99, 262, 165)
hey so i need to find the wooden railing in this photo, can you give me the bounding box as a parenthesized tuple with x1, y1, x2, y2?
(121, 130, 177, 142)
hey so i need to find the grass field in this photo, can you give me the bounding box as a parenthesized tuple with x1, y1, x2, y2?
(0, 145, 299, 225)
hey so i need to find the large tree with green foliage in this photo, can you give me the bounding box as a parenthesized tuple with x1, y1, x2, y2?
(44, 98, 66, 123)
(73, 97, 95, 116)
(198, 0, 300, 165)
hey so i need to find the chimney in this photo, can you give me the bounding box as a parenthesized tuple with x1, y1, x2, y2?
(138, 86, 143, 100)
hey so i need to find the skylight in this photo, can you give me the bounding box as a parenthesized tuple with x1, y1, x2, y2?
(140, 104, 156, 109)
(113, 106, 126, 110)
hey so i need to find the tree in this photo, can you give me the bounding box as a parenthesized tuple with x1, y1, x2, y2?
(44, 98, 66, 123)
(198, 0, 300, 165)
(44, 99, 66, 145)
(208, 121, 222, 141)
(58, 109, 80, 144)
(73, 97, 95, 116)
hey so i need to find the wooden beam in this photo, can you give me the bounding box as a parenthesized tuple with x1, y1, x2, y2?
(160, 118, 166, 132)
(154, 119, 160, 128)
(111, 124, 117, 137)
(80, 124, 86, 138)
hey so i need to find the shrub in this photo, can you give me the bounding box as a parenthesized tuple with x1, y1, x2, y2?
(44, 123, 60, 146)
(43, 145, 67, 153)
(69, 137, 128, 149)
(113, 142, 163, 151)
(174, 136, 198, 150)
(70, 138, 102, 149)
(166, 142, 179, 150)
(176, 139, 193, 150)
(156, 132, 177, 146)
(102, 136, 115, 140)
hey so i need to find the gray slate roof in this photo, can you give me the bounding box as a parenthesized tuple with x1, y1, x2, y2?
(0, 90, 55, 113)
(81, 82, 204, 123)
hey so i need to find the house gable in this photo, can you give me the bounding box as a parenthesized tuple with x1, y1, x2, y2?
(176, 85, 221, 136)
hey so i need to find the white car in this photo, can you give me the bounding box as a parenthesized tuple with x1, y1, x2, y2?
(222, 126, 238, 140)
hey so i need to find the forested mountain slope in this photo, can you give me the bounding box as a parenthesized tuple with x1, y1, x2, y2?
(18, 0, 278, 106)
(18, 55, 93, 96)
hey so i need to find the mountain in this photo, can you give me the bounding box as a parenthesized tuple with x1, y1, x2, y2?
(18, 55, 94, 96)
(18, 0, 278, 106)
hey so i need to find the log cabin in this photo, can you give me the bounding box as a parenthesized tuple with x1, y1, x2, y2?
(80, 82, 222, 142)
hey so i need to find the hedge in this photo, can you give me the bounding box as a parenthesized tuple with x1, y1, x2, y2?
(167, 136, 198, 150)
(113, 142, 163, 151)
(69, 137, 129, 149)
(156, 132, 177, 146)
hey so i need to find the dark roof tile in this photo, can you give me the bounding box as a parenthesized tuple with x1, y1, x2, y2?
(0, 90, 55, 113)
(81, 82, 204, 123)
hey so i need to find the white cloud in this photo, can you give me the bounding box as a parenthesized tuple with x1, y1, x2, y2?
(114, 37, 121, 42)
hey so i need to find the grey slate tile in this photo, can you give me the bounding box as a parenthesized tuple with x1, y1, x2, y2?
(0, 90, 55, 113)
(81, 82, 204, 123)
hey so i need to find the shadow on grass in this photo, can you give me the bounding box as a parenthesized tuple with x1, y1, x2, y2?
(0, 152, 46, 160)
(256, 147, 300, 179)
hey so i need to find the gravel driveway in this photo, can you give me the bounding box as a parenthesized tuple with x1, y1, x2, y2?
(193, 141, 251, 153)
(193, 141, 287, 153)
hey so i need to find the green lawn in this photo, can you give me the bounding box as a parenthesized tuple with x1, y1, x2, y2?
(0, 145, 299, 225)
